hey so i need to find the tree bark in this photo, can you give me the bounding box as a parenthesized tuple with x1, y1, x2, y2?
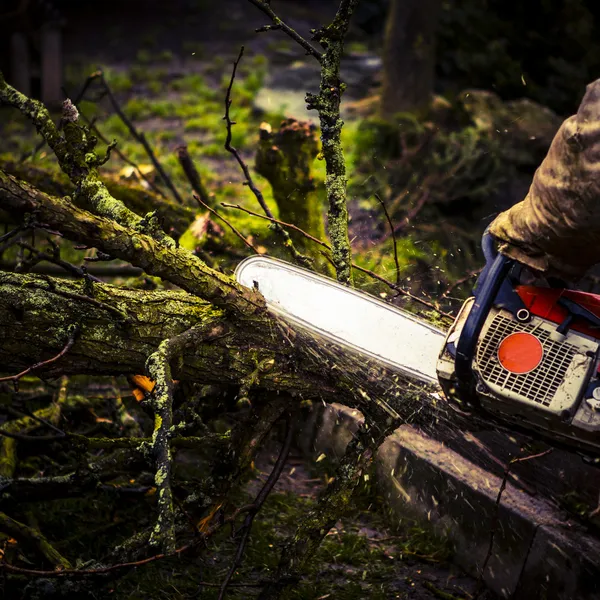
(255, 119, 325, 250)
(1, 160, 195, 238)
(380, 0, 442, 118)
(0, 269, 479, 439)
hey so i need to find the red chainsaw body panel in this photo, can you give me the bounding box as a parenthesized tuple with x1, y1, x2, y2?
(516, 285, 600, 339)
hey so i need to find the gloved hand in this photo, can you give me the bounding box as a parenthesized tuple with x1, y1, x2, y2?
(489, 79, 600, 281)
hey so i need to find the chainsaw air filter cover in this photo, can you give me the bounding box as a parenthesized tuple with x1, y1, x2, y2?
(437, 298, 600, 456)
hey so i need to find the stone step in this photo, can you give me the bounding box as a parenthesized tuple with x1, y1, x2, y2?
(299, 402, 600, 600)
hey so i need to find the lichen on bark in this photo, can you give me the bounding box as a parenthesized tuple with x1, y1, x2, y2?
(0, 72, 176, 248)
(306, 0, 360, 285)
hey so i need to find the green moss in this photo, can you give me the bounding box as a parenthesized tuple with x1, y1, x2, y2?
(201, 143, 228, 158)
(147, 79, 163, 95)
(183, 115, 214, 132)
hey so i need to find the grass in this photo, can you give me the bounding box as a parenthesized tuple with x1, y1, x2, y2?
(107, 481, 453, 600)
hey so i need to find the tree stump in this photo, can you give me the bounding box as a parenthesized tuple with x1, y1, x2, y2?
(255, 118, 326, 251)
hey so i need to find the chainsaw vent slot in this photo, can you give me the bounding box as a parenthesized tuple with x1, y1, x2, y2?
(477, 313, 579, 407)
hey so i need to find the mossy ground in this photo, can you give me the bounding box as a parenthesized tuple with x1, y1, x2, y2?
(0, 376, 479, 599)
(0, 398, 480, 600)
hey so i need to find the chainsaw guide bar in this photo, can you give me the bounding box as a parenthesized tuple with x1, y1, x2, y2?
(235, 255, 445, 385)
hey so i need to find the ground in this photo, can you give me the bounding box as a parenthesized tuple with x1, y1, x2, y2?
(112, 445, 493, 599)
(0, 0, 441, 297)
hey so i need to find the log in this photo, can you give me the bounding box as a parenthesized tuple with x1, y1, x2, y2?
(0, 168, 492, 437)
(1, 161, 195, 238)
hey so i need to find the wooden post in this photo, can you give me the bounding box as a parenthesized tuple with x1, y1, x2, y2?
(9, 32, 31, 96)
(40, 23, 63, 106)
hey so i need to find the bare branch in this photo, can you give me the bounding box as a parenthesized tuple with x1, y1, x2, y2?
(177, 145, 213, 207)
(375, 193, 401, 285)
(17, 241, 103, 283)
(247, 0, 323, 60)
(0, 511, 72, 568)
(195, 194, 259, 254)
(218, 413, 295, 599)
(0, 326, 79, 389)
(145, 324, 227, 552)
(97, 72, 185, 205)
(223, 47, 313, 268)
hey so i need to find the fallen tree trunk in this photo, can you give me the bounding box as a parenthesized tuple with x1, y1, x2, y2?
(1, 161, 196, 238)
(0, 164, 494, 434)
(0, 262, 477, 439)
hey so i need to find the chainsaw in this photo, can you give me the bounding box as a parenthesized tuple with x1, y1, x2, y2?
(235, 231, 600, 459)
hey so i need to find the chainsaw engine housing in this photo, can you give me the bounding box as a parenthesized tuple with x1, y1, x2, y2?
(437, 233, 600, 457)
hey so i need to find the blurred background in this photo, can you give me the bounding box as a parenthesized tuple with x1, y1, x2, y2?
(1, 0, 600, 307)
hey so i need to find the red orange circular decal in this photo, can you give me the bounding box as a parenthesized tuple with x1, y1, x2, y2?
(497, 332, 543, 374)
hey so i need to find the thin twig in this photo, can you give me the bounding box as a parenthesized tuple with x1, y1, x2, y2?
(0, 429, 66, 442)
(223, 202, 454, 321)
(223, 47, 312, 268)
(0, 560, 265, 587)
(375, 193, 401, 285)
(3, 404, 67, 437)
(247, 0, 323, 61)
(352, 263, 454, 321)
(218, 413, 295, 599)
(82, 112, 167, 198)
(51, 287, 130, 322)
(222, 203, 327, 248)
(0, 327, 79, 388)
(177, 145, 212, 207)
(98, 72, 184, 205)
(0, 262, 143, 278)
(440, 268, 483, 301)
(17, 242, 102, 283)
(380, 190, 430, 241)
(195, 195, 259, 254)
(0, 225, 25, 245)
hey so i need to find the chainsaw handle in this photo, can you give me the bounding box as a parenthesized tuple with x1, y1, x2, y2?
(481, 227, 498, 265)
(455, 235, 514, 401)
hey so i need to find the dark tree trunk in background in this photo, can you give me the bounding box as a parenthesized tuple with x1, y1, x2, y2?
(380, 0, 442, 118)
